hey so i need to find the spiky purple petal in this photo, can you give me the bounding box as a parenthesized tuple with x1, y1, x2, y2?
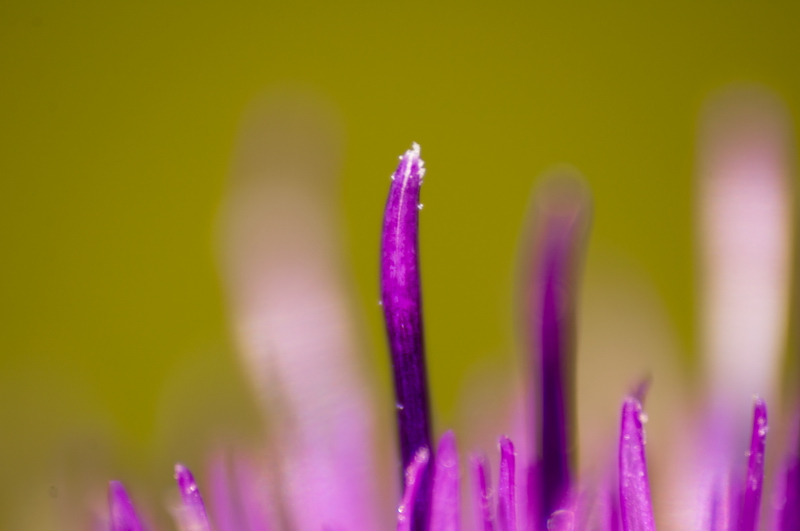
(470, 454, 495, 531)
(618, 397, 655, 531)
(431, 431, 460, 531)
(498, 436, 517, 531)
(738, 398, 767, 531)
(381, 143, 432, 530)
(174, 463, 212, 531)
(398, 447, 431, 531)
(108, 481, 144, 531)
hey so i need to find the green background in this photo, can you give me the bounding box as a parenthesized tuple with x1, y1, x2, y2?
(1, 1, 799, 528)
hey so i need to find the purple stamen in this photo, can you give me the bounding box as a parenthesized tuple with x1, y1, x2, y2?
(108, 481, 144, 531)
(381, 143, 433, 529)
(174, 463, 212, 531)
(527, 181, 588, 521)
(498, 436, 517, 531)
(470, 453, 495, 531)
(738, 398, 768, 531)
(431, 431, 460, 531)
(398, 447, 431, 531)
(618, 397, 656, 531)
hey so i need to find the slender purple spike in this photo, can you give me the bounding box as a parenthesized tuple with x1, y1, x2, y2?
(381, 143, 433, 529)
(398, 447, 431, 531)
(470, 453, 494, 531)
(108, 481, 144, 531)
(739, 398, 768, 531)
(527, 180, 589, 522)
(618, 397, 656, 531)
(498, 436, 517, 531)
(174, 463, 212, 531)
(431, 431, 460, 531)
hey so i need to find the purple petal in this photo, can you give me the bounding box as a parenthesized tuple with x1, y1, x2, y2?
(108, 481, 144, 531)
(618, 397, 655, 531)
(174, 463, 212, 531)
(431, 431, 460, 531)
(235, 455, 273, 531)
(497, 436, 516, 531)
(209, 454, 240, 531)
(381, 143, 433, 528)
(219, 97, 381, 531)
(738, 398, 768, 531)
(698, 88, 791, 432)
(526, 179, 589, 521)
(470, 453, 494, 531)
(398, 447, 431, 531)
(707, 475, 733, 531)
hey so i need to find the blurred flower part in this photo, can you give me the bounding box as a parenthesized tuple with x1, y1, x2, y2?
(216, 92, 385, 531)
(101, 86, 797, 531)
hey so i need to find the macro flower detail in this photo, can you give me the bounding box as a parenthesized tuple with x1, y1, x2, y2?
(100, 89, 796, 531)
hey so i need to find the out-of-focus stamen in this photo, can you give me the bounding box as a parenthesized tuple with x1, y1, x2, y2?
(526, 177, 589, 522)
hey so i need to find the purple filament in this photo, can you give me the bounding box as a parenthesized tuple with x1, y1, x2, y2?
(498, 436, 517, 531)
(431, 431, 460, 531)
(470, 453, 495, 531)
(528, 186, 588, 522)
(381, 143, 433, 529)
(108, 481, 144, 531)
(738, 398, 767, 531)
(398, 447, 431, 531)
(618, 397, 656, 531)
(175, 463, 212, 531)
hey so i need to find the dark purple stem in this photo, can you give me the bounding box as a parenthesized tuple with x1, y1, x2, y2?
(528, 184, 588, 521)
(108, 481, 144, 531)
(381, 143, 433, 529)
(738, 398, 767, 531)
(618, 397, 656, 531)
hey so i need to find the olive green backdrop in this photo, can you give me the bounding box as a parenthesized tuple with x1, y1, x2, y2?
(1, 0, 799, 528)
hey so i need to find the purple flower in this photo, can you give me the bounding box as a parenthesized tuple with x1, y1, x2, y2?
(101, 88, 796, 531)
